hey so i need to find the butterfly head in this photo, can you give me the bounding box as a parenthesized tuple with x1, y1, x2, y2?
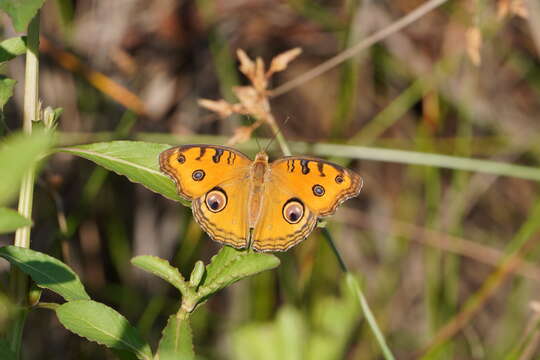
(254, 151, 269, 164)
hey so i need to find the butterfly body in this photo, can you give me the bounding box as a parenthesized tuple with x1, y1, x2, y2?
(247, 152, 269, 230)
(160, 144, 362, 252)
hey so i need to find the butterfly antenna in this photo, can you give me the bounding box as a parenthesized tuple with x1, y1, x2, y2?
(254, 136, 261, 152)
(264, 116, 290, 153)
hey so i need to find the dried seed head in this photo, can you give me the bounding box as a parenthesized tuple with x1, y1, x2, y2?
(198, 99, 234, 118)
(267, 48, 302, 76)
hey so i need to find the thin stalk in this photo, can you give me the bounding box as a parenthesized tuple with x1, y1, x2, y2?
(346, 274, 396, 360)
(9, 14, 40, 358)
(320, 228, 348, 273)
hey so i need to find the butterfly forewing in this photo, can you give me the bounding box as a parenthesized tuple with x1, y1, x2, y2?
(159, 145, 252, 200)
(269, 156, 363, 216)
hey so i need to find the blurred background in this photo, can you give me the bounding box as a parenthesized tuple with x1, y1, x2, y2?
(2, 0, 540, 359)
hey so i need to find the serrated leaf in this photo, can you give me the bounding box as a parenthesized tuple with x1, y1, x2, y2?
(0, 0, 46, 32)
(56, 300, 152, 360)
(0, 76, 16, 110)
(0, 131, 53, 206)
(157, 315, 195, 360)
(0, 207, 31, 234)
(131, 255, 189, 294)
(0, 246, 90, 301)
(0, 339, 16, 360)
(59, 141, 186, 203)
(198, 246, 280, 299)
(0, 36, 27, 62)
(204, 246, 245, 285)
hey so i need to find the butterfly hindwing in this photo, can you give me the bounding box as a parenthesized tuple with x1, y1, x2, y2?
(192, 179, 250, 249)
(252, 184, 318, 252)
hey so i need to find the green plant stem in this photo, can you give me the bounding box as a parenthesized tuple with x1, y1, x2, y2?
(14, 14, 40, 246)
(9, 13, 40, 358)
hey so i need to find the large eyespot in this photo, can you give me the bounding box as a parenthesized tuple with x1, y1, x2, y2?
(177, 154, 186, 163)
(312, 184, 325, 197)
(192, 169, 205, 181)
(335, 175, 344, 184)
(282, 199, 304, 224)
(205, 188, 227, 212)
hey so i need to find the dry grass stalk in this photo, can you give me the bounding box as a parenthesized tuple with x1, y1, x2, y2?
(466, 27, 482, 66)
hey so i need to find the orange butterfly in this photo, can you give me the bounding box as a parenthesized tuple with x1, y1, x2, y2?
(160, 145, 362, 252)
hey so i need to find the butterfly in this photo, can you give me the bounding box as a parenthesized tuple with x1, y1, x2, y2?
(159, 144, 363, 252)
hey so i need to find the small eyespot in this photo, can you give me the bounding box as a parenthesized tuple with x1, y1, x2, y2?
(335, 175, 344, 184)
(312, 184, 325, 197)
(205, 188, 227, 212)
(192, 169, 205, 181)
(282, 199, 304, 224)
(177, 154, 186, 163)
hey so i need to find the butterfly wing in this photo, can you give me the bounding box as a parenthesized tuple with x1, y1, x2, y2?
(159, 145, 252, 248)
(251, 156, 362, 252)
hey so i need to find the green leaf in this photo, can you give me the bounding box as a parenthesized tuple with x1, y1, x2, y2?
(0, 338, 16, 360)
(112, 349, 139, 360)
(204, 246, 244, 285)
(131, 255, 189, 294)
(0, 207, 31, 234)
(157, 315, 195, 360)
(0, 131, 53, 206)
(198, 246, 280, 299)
(0, 0, 46, 32)
(0, 246, 90, 301)
(0, 36, 27, 62)
(56, 300, 153, 360)
(58, 141, 186, 203)
(0, 76, 16, 111)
